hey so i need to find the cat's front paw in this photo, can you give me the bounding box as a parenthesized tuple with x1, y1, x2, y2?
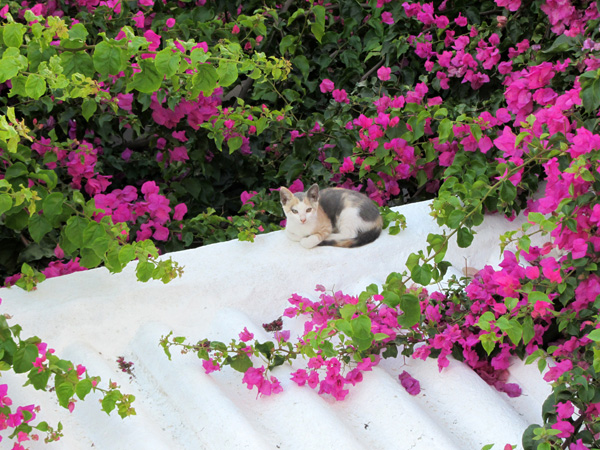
(300, 235, 320, 249)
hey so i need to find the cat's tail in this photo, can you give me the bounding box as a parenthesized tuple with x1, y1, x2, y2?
(318, 227, 382, 248)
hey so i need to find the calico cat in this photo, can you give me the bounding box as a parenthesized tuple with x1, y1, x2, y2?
(279, 184, 383, 248)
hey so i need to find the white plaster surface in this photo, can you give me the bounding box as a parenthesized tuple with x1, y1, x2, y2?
(1, 200, 551, 449)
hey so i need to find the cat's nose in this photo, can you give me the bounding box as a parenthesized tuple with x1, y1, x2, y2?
(300, 218, 306, 223)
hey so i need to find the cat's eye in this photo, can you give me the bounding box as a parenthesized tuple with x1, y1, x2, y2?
(306, 208, 312, 213)
(291, 208, 298, 214)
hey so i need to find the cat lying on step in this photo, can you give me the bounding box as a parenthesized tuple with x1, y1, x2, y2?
(279, 184, 383, 248)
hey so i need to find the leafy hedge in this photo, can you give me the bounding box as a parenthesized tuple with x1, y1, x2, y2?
(1, 0, 600, 448)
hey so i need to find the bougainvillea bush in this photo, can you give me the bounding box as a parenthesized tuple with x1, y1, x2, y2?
(1, 0, 600, 447)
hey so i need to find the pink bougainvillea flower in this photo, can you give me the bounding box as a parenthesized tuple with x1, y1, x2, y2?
(540, 257, 562, 283)
(339, 157, 355, 174)
(132, 11, 145, 28)
(232, 24, 240, 34)
(556, 401, 575, 420)
(172, 130, 188, 142)
(571, 238, 588, 259)
(495, 0, 521, 11)
(398, 371, 421, 395)
(543, 359, 572, 382)
(531, 299, 554, 319)
(288, 179, 304, 193)
(240, 190, 258, 206)
(192, 42, 209, 53)
(320, 78, 335, 93)
(455, 13, 467, 26)
(332, 89, 349, 103)
(274, 330, 290, 342)
(169, 146, 189, 163)
(202, 358, 220, 374)
(173, 203, 187, 221)
(552, 420, 575, 438)
(116, 93, 134, 112)
(377, 66, 392, 81)
(381, 12, 395, 25)
(139, 0, 154, 6)
(144, 30, 161, 52)
(345, 369, 363, 386)
(166, 18, 176, 28)
(239, 327, 254, 342)
(291, 369, 308, 386)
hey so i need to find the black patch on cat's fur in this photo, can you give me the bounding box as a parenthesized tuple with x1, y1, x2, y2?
(319, 226, 381, 248)
(358, 201, 380, 222)
(318, 189, 344, 230)
(352, 226, 382, 247)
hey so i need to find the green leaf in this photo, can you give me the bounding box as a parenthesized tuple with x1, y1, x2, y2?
(56, 382, 74, 408)
(0, 48, 27, 83)
(28, 214, 53, 243)
(155, 48, 181, 78)
(25, 74, 46, 100)
(93, 41, 126, 76)
(588, 329, 600, 342)
(76, 379, 93, 400)
(101, 390, 122, 414)
(0, 193, 12, 216)
(522, 316, 535, 345)
(351, 315, 372, 338)
(397, 294, 421, 328)
(528, 291, 549, 305)
(192, 63, 218, 96)
(119, 245, 136, 265)
(335, 318, 353, 336)
(311, 5, 326, 43)
(438, 118, 454, 143)
(279, 35, 297, 55)
(479, 333, 497, 356)
(381, 290, 400, 308)
(411, 264, 432, 286)
(255, 341, 274, 359)
(82, 98, 97, 121)
(131, 59, 163, 94)
(227, 136, 243, 153)
(62, 216, 88, 251)
(13, 344, 38, 373)
(68, 23, 89, 41)
(446, 209, 466, 229)
(136, 260, 155, 282)
(3, 23, 26, 48)
(30, 169, 58, 190)
(229, 353, 252, 373)
(427, 233, 448, 263)
(580, 70, 600, 113)
(60, 51, 95, 78)
(500, 181, 517, 203)
(5, 162, 28, 180)
(217, 61, 238, 87)
(292, 55, 310, 79)
(456, 227, 474, 248)
(80, 247, 102, 268)
(506, 321, 523, 346)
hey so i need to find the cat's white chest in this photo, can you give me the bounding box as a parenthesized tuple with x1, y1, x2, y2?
(284, 219, 314, 241)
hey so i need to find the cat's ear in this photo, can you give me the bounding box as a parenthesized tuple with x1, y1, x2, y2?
(306, 184, 320, 203)
(279, 187, 293, 205)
